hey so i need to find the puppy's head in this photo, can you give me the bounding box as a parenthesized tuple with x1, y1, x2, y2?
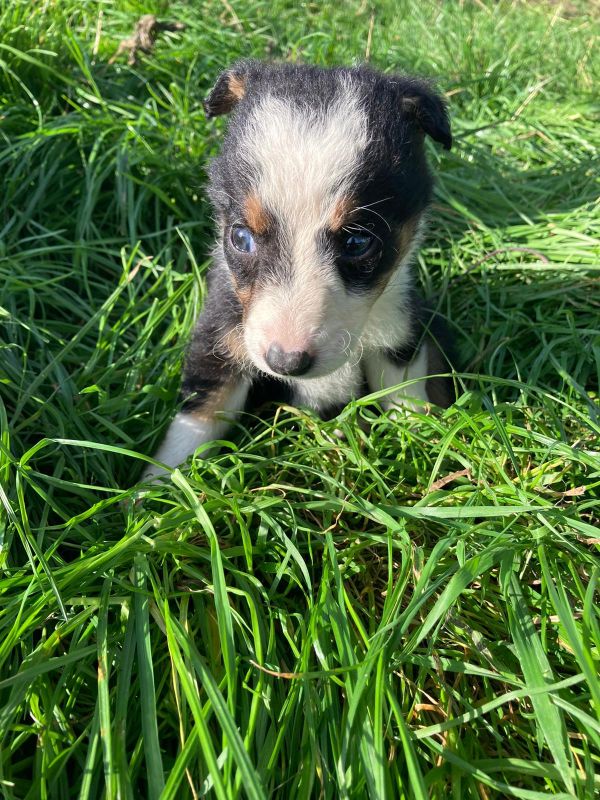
(205, 61, 451, 379)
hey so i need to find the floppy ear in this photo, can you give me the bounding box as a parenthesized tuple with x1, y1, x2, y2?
(204, 60, 254, 118)
(399, 80, 452, 150)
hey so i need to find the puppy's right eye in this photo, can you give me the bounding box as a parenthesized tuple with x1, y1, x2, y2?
(231, 225, 256, 254)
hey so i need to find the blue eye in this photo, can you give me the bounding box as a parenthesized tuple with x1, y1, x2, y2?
(341, 232, 375, 259)
(231, 225, 256, 254)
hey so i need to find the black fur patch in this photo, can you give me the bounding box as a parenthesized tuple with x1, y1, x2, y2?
(180, 270, 241, 410)
(423, 308, 457, 407)
(245, 373, 293, 410)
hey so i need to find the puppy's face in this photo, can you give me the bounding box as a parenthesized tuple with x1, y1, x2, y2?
(205, 62, 451, 380)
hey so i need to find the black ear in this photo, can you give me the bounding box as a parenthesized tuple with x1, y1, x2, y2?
(204, 60, 255, 118)
(399, 79, 452, 150)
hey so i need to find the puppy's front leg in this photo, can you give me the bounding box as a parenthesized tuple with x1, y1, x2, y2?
(142, 287, 250, 482)
(142, 377, 249, 482)
(365, 337, 454, 412)
(365, 344, 430, 413)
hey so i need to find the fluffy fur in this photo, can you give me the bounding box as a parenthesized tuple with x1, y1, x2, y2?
(143, 60, 455, 481)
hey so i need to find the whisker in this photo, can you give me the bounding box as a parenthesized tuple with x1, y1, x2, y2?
(354, 196, 393, 210)
(354, 205, 392, 232)
(341, 329, 353, 356)
(339, 329, 364, 369)
(348, 335, 364, 369)
(342, 223, 384, 245)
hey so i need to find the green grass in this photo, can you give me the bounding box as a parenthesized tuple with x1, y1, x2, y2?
(0, 0, 599, 797)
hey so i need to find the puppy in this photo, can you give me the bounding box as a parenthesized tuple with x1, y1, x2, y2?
(143, 60, 454, 481)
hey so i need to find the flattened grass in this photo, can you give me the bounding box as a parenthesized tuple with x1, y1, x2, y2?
(0, 1, 599, 797)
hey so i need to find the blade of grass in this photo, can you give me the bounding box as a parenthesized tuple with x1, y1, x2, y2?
(134, 555, 165, 799)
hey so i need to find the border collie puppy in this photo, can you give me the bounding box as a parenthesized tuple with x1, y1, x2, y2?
(143, 60, 454, 481)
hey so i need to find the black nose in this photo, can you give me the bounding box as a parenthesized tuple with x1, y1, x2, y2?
(265, 343, 313, 376)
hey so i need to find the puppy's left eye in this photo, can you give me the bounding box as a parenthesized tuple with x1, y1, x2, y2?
(340, 232, 377, 259)
(231, 225, 256, 254)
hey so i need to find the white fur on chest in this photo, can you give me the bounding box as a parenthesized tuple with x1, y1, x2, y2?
(361, 263, 416, 349)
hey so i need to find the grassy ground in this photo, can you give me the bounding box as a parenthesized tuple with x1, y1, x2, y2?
(1, 0, 599, 797)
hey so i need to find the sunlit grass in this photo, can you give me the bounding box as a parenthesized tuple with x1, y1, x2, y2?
(0, 1, 598, 797)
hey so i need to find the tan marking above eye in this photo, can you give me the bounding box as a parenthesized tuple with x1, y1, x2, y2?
(329, 195, 356, 232)
(244, 193, 270, 235)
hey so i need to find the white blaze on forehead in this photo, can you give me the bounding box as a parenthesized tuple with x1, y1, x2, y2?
(241, 78, 369, 227)
(240, 78, 370, 363)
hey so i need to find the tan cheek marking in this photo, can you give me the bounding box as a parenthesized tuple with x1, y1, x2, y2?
(244, 193, 269, 235)
(227, 271, 253, 314)
(232, 278, 252, 309)
(228, 73, 246, 101)
(329, 195, 356, 232)
(396, 215, 420, 260)
(369, 214, 423, 301)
